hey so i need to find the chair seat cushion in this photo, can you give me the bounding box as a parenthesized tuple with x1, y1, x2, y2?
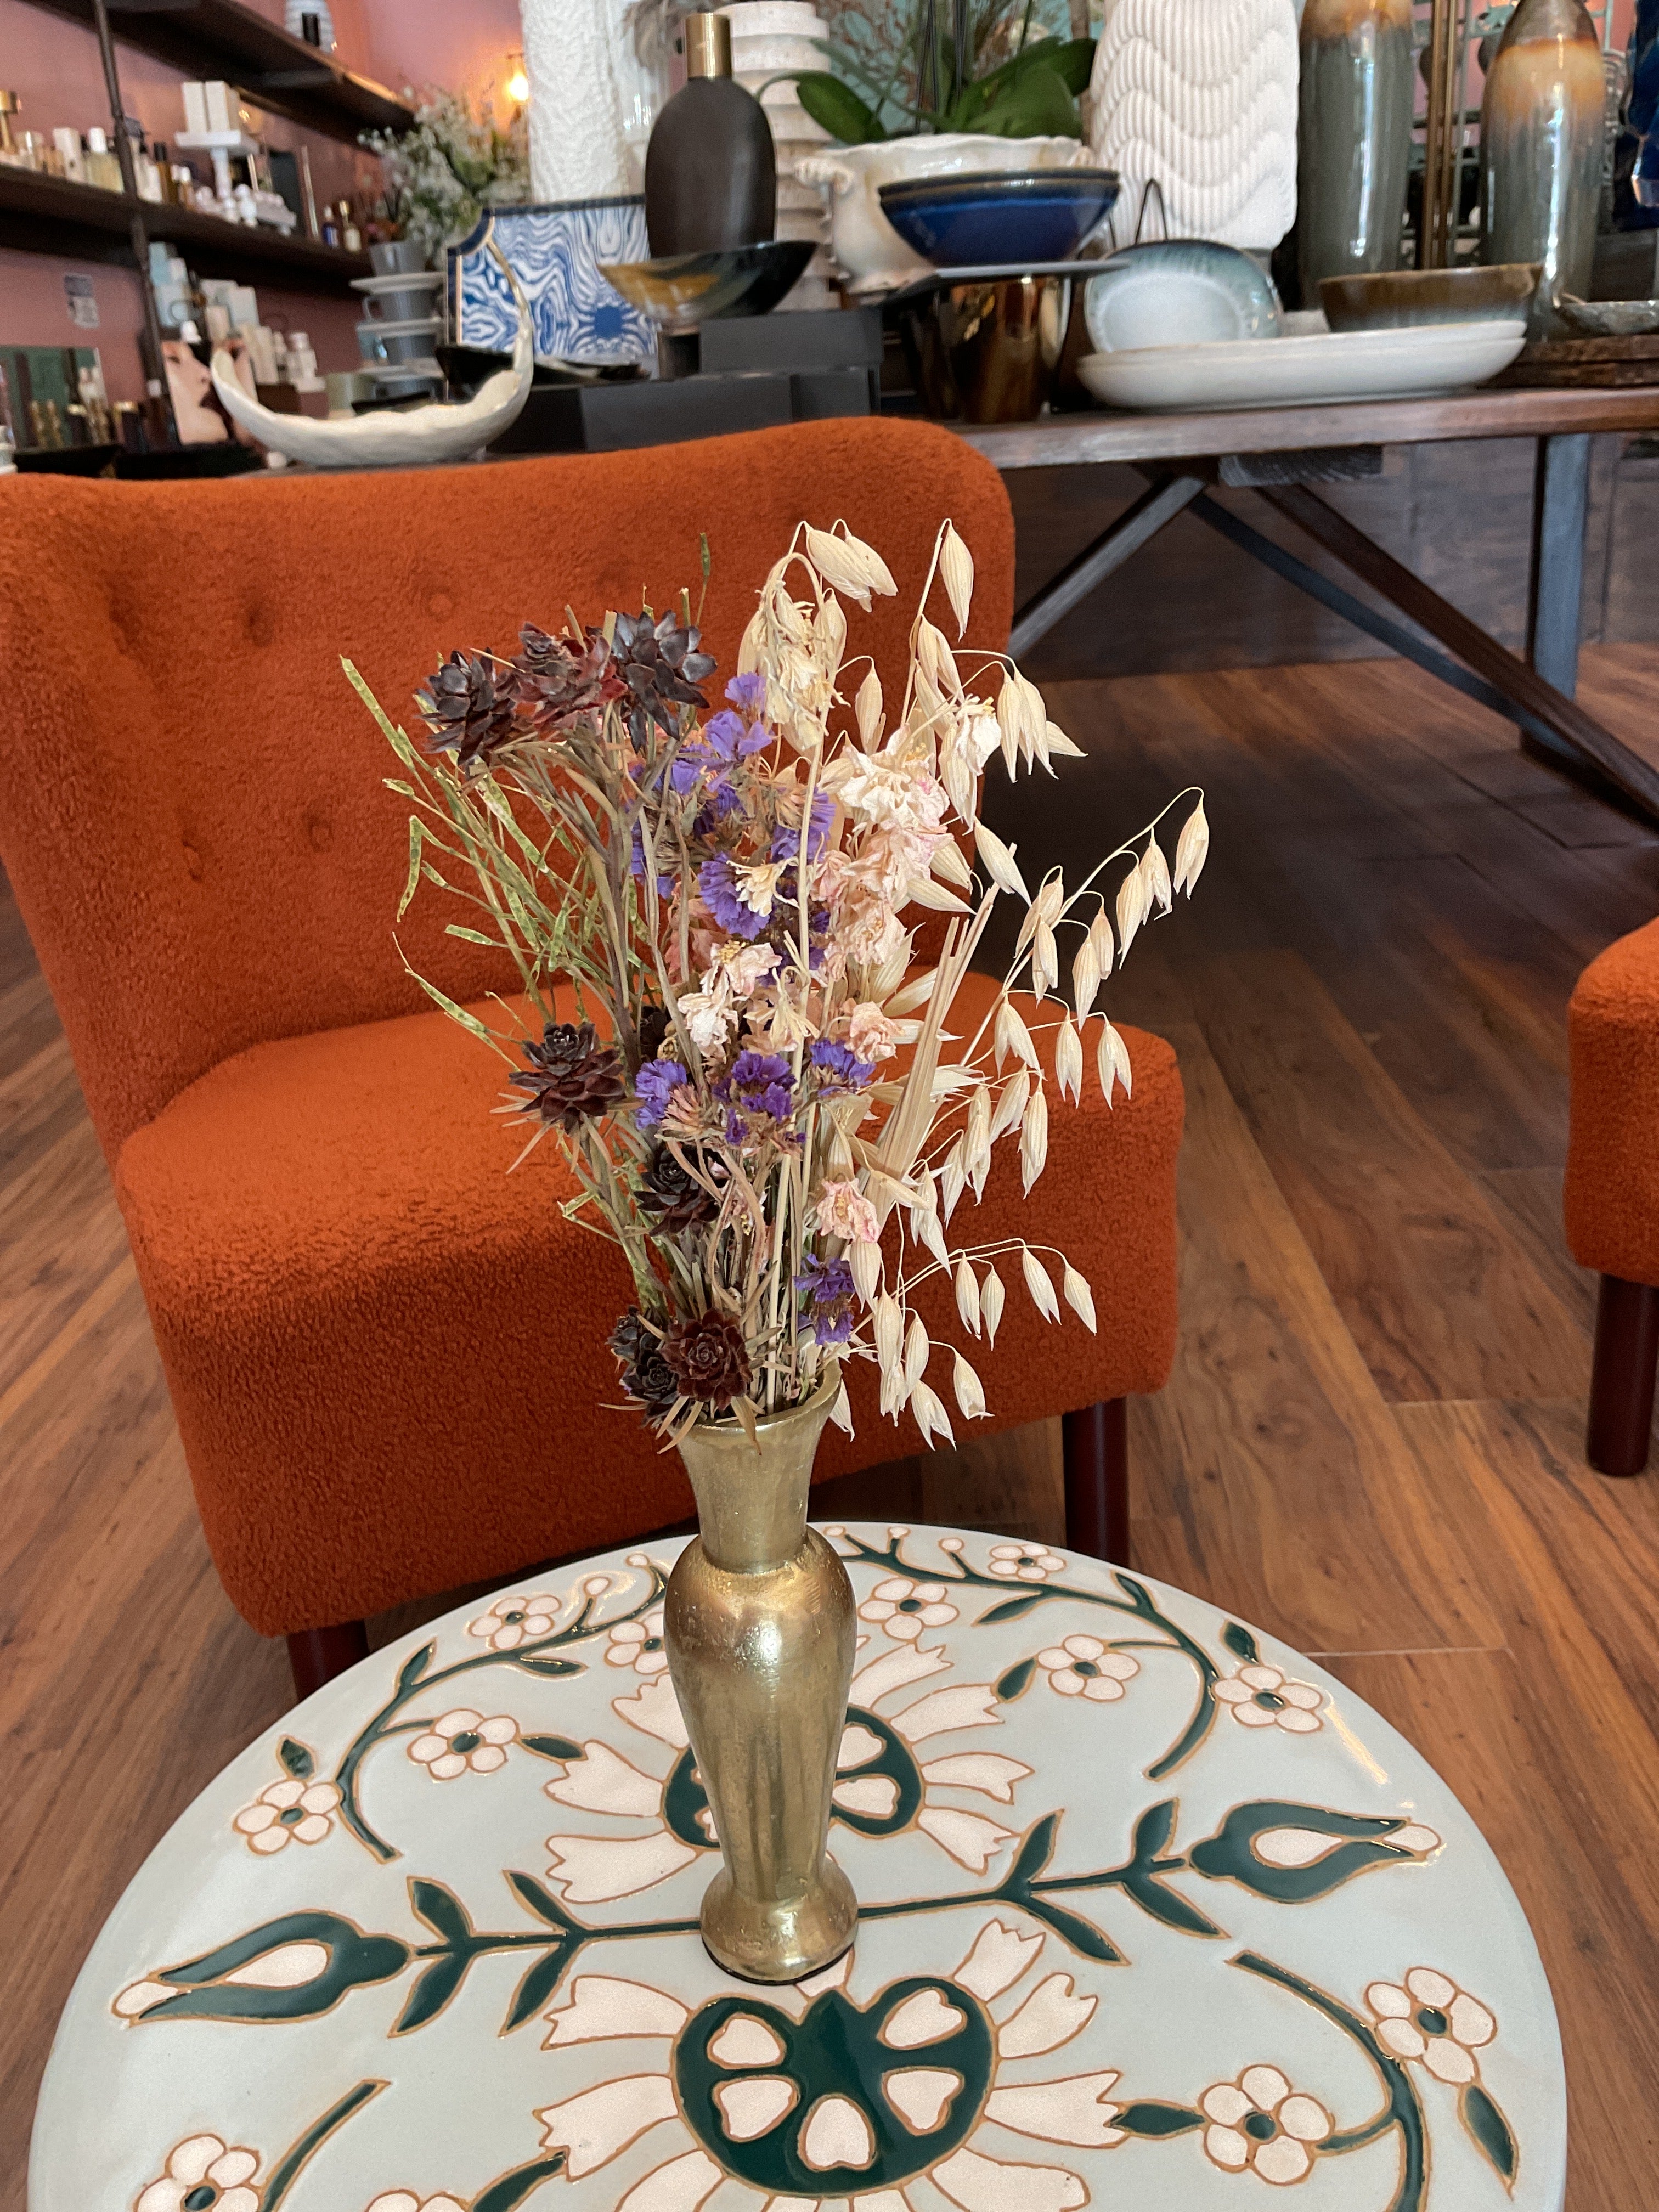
(117, 972, 1182, 1634)
(1566, 915, 1659, 1286)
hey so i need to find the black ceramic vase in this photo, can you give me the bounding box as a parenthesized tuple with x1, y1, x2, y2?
(645, 9, 776, 255)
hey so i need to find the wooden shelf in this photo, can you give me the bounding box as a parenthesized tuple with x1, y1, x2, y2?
(25, 0, 415, 143)
(0, 165, 372, 291)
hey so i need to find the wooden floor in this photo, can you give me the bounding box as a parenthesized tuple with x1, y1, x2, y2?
(5, 648, 1659, 2207)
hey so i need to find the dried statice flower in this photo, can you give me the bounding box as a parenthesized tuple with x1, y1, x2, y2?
(636, 1144, 728, 1232)
(797, 1254, 855, 1346)
(608, 1308, 679, 1414)
(510, 1021, 625, 1130)
(661, 1310, 752, 1408)
(611, 610, 716, 744)
(414, 650, 517, 771)
(634, 1056, 689, 1130)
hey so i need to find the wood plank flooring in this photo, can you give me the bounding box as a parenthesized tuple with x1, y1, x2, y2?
(4, 649, 1659, 2208)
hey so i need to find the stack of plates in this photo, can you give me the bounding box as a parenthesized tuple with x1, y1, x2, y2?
(1077, 318, 1528, 411)
(724, 0, 839, 310)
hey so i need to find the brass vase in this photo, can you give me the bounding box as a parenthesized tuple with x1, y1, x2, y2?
(664, 1368, 857, 1983)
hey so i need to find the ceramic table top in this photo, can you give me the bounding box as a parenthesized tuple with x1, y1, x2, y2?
(30, 1524, 1565, 2212)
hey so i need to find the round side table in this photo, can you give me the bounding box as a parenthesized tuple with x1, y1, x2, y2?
(31, 1523, 1566, 2212)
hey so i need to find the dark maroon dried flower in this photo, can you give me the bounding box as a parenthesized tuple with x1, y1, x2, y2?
(510, 1020, 626, 1130)
(414, 650, 517, 771)
(611, 610, 716, 745)
(512, 623, 624, 733)
(661, 1309, 752, 1408)
(636, 1144, 729, 1233)
(608, 1308, 679, 1415)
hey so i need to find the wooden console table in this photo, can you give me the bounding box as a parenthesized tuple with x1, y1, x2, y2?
(961, 386, 1659, 821)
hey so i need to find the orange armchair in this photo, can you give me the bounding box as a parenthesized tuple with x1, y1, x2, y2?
(1566, 916, 1659, 1474)
(0, 420, 1183, 1694)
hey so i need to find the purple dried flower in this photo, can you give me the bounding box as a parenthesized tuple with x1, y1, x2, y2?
(726, 671, 766, 712)
(797, 1253, 856, 1346)
(629, 819, 677, 896)
(771, 789, 836, 864)
(698, 855, 769, 940)
(702, 708, 771, 762)
(635, 1057, 688, 1129)
(809, 1039, 874, 1091)
(717, 1049, 794, 1123)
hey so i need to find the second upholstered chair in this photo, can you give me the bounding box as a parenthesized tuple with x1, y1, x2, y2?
(0, 419, 1184, 1695)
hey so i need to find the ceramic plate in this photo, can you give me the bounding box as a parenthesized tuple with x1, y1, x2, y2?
(351, 271, 445, 296)
(1079, 319, 1527, 411)
(1084, 240, 1282, 353)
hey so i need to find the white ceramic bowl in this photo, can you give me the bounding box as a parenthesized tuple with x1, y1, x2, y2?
(1077, 319, 1527, 411)
(1083, 240, 1280, 352)
(795, 133, 1091, 294)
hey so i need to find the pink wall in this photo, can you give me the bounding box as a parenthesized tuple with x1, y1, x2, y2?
(0, 0, 522, 399)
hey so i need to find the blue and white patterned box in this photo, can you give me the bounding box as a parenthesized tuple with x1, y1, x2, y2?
(448, 198, 655, 368)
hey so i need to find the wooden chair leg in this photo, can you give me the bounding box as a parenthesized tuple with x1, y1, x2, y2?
(1062, 1398, 1130, 1564)
(287, 1619, 370, 1701)
(1588, 1274, 1659, 1477)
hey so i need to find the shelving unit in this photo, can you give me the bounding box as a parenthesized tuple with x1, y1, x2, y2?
(24, 0, 415, 140)
(0, 166, 371, 289)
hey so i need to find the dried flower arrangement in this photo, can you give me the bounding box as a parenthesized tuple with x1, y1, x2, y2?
(347, 522, 1204, 1449)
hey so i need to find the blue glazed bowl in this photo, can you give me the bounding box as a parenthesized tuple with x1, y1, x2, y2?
(877, 168, 1120, 268)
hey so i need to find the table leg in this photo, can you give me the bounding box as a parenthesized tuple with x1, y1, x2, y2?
(1525, 432, 1594, 774)
(1009, 473, 1206, 658)
(1256, 482, 1659, 823)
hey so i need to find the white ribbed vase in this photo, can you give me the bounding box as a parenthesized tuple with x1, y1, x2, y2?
(1088, 0, 1300, 251)
(522, 0, 663, 201)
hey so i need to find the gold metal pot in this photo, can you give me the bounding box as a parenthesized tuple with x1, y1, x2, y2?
(665, 1367, 857, 1982)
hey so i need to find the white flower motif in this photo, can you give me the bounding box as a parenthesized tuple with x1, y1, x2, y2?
(987, 1541, 1066, 1581)
(1035, 1635, 1139, 1702)
(407, 1708, 518, 1780)
(230, 1776, 341, 1854)
(544, 1630, 1031, 1903)
(1201, 2067, 1332, 2185)
(135, 2136, 260, 2212)
(1364, 1968, 1497, 2085)
(605, 1610, 669, 1677)
(859, 1576, 958, 1643)
(1213, 1662, 1323, 1734)
(365, 2194, 467, 2212)
(468, 1591, 561, 1651)
(533, 1918, 1121, 2212)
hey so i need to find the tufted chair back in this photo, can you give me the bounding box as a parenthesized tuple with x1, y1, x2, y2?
(0, 421, 1014, 1159)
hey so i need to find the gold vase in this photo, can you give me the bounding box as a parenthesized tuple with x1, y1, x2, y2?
(665, 1368, 857, 1982)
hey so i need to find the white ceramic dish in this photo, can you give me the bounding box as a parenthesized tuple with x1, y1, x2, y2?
(1078, 318, 1527, 410)
(350, 270, 444, 297)
(355, 314, 443, 339)
(1084, 239, 1281, 352)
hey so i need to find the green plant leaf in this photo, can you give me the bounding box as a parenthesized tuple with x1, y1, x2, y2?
(795, 70, 885, 143)
(975, 62, 1079, 140)
(1459, 2082, 1517, 2186)
(1008, 1811, 1060, 1887)
(409, 1878, 472, 1944)
(399, 817, 426, 920)
(392, 1949, 470, 2034)
(977, 1591, 1046, 1623)
(1131, 1799, 1177, 1861)
(1115, 2101, 1205, 2138)
(445, 924, 503, 945)
(995, 1656, 1037, 1701)
(1120, 1872, 1223, 1938)
(502, 1943, 577, 2032)
(276, 1737, 314, 1780)
(521, 1733, 584, 1763)
(471, 2156, 566, 2212)
(1022, 1894, 1122, 1961)
(507, 1871, 574, 1928)
(1221, 1621, 1260, 1664)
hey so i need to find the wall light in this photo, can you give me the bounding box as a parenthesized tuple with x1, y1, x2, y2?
(506, 53, 530, 105)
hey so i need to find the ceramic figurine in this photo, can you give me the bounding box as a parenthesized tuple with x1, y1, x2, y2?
(1088, 0, 1300, 252)
(1480, 0, 1605, 335)
(1297, 0, 1414, 294)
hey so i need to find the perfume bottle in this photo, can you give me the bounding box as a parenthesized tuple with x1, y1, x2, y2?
(340, 199, 360, 251)
(645, 9, 775, 255)
(83, 127, 123, 191)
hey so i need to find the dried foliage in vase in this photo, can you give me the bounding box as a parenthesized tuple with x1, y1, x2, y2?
(347, 522, 1205, 1448)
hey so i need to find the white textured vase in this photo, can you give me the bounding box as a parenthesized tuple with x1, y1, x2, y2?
(522, 0, 662, 201)
(1088, 0, 1300, 251)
